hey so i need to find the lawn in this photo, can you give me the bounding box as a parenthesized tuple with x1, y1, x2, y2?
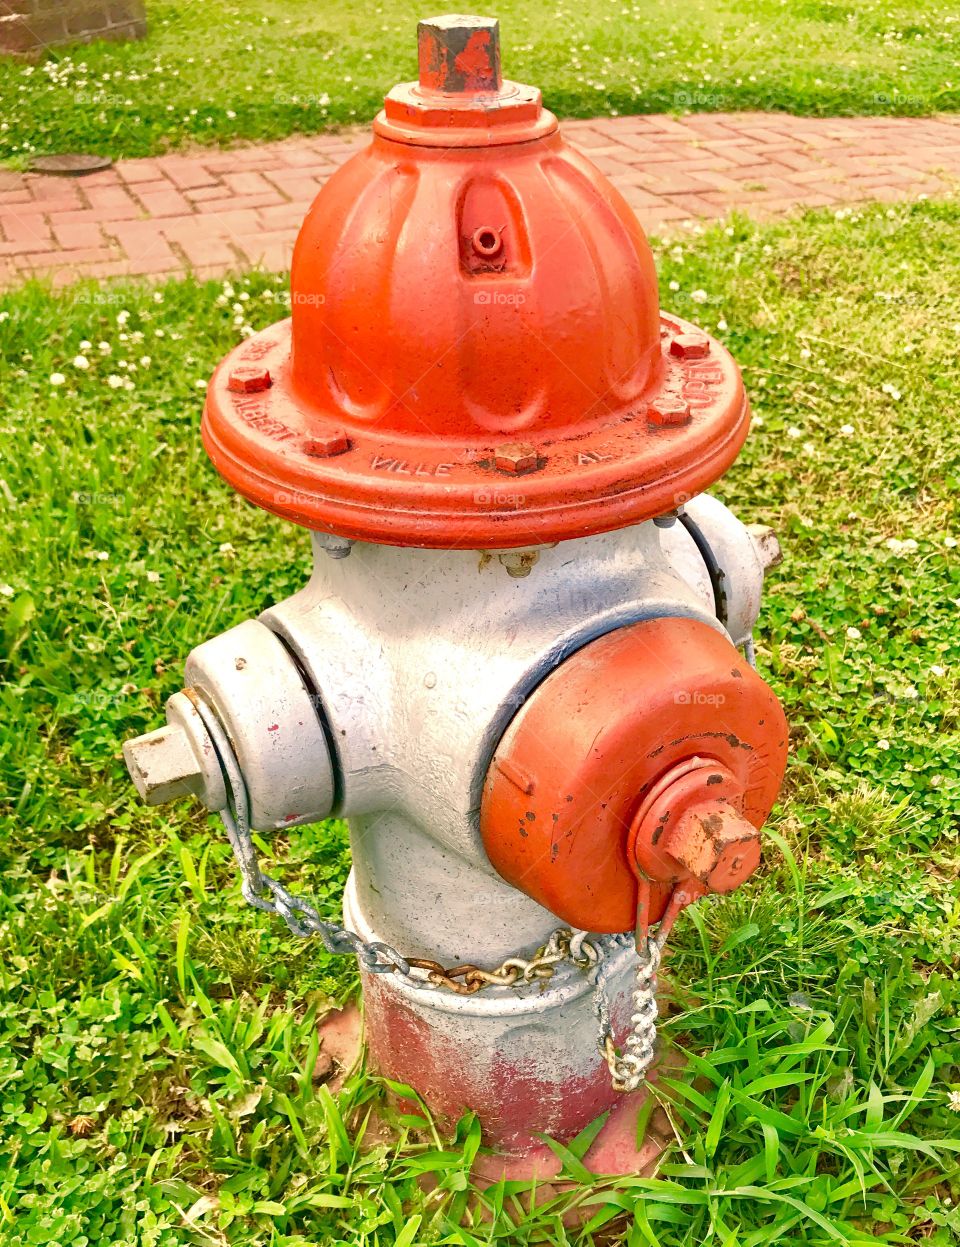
(2, 0, 960, 163)
(2, 198, 960, 1243)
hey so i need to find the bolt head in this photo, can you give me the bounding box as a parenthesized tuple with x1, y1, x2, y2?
(646, 398, 692, 427)
(417, 15, 502, 94)
(669, 333, 711, 361)
(227, 365, 272, 394)
(494, 442, 538, 473)
(123, 724, 203, 805)
(662, 804, 761, 893)
(304, 430, 350, 457)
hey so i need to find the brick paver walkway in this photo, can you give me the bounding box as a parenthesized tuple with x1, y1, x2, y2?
(2, 112, 959, 288)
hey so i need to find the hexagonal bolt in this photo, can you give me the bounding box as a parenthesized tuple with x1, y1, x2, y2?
(494, 442, 538, 473)
(498, 549, 540, 578)
(417, 14, 502, 94)
(662, 803, 761, 894)
(669, 333, 711, 361)
(227, 365, 272, 394)
(303, 430, 350, 457)
(646, 398, 692, 427)
(315, 531, 354, 559)
(123, 691, 227, 810)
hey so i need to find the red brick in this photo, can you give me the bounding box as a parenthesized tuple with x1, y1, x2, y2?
(117, 158, 169, 184)
(1, 213, 52, 249)
(82, 185, 141, 218)
(133, 187, 193, 217)
(52, 220, 105, 249)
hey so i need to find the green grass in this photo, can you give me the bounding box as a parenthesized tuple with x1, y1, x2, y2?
(3, 0, 960, 163)
(3, 199, 960, 1242)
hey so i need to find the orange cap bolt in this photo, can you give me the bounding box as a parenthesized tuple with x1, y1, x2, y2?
(647, 398, 692, 427)
(494, 442, 538, 474)
(661, 803, 762, 893)
(418, 14, 502, 94)
(227, 366, 272, 394)
(303, 430, 350, 457)
(670, 333, 711, 361)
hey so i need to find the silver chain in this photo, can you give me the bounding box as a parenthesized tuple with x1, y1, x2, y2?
(595, 929, 667, 1092)
(194, 696, 665, 1092)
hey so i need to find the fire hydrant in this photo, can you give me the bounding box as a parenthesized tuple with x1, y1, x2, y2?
(123, 14, 788, 1174)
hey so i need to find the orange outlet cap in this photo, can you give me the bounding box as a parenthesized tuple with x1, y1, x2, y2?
(479, 616, 788, 933)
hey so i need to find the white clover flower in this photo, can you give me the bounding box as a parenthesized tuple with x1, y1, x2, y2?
(194, 379, 207, 388)
(800, 347, 812, 359)
(945, 536, 957, 549)
(50, 372, 66, 386)
(79, 339, 91, 350)
(931, 665, 946, 677)
(690, 289, 708, 304)
(106, 375, 123, 388)
(146, 570, 160, 583)
(219, 542, 235, 554)
(787, 426, 802, 439)
(73, 354, 89, 369)
(668, 280, 680, 292)
(98, 341, 111, 353)
(846, 626, 861, 640)
(0, 583, 14, 597)
(878, 739, 890, 750)
(949, 1090, 960, 1112)
(881, 381, 902, 401)
(139, 355, 151, 367)
(840, 423, 854, 436)
(117, 309, 130, 325)
(717, 318, 727, 331)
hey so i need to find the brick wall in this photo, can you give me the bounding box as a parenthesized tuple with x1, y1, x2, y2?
(0, 0, 147, 56)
